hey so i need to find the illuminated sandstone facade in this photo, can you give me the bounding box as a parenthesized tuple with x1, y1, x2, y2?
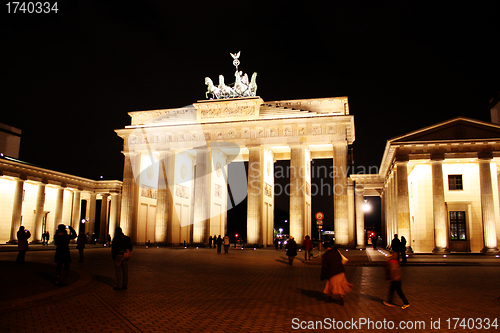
(115, 96, 361, 246)
(0, 157, 122, 244)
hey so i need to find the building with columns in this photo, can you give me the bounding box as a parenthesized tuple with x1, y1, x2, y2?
(0, 156, 122, 244)
(115, 96, 367, 246)
(361, 117, 500, 253)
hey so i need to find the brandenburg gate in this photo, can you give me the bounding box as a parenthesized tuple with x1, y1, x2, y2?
(115, 53, 356, 246)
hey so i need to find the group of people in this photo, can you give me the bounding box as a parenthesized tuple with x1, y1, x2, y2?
(208, 234, 231, 254)
(390, 234, 408, 263)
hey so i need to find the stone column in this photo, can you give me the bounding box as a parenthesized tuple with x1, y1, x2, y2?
(355, 183, 365, 248)
(431, 155, 449, 253)
(108, 193, 120, 239)
(52, 186, 64, 239)
(333, 142, 349, 245)
(478, 154, 499, 253)
(396, 158, 412, 252)
(87, 193, 97, 236)
(99, 194, 109, 243)
(120, 152, 139, 238)
(247, 146, 263, 245)
(71, 190, 81, 232)
(9, 178, 25, 243)
(33, 182, 46, 242)
(290, 145, 307, 243)
(193, 148, 211, 244)
(157, 151, 175, 244)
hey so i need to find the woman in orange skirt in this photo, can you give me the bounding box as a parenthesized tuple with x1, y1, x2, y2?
(321, 242, 352, 305)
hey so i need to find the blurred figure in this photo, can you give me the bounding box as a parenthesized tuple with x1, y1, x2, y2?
(76, 231, 87, 262)
(391, 234, 401, 262)
(384, 252, 410, 309)
(54, 224, 77, 286)
(400, 236, 407, 263)
(285, 236, 297, 265)
(216, 235, 222, 254)
(223, 234, 230, 254)
(321, 242, 352, 305)
(16, 226, 31, 263)
(112, 227, 133, 290)
(303, 235, 313, 261)
(209, 235, 213, 249)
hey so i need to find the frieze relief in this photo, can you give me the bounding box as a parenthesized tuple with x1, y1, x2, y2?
(264, 182, 273, 198)
(175, 184, 190, 199)
(141, 187, 157, 199)
(200, 106, 256, 119)
(214, 184, 222, 198)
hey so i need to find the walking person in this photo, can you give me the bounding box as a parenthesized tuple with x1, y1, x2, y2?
(213, 235, 217, 249)
(303, 235, 313, 261)
(384, 252, 410, 309)
(321, 242, 352, 305)
(54, 224, 77, 286)
(223, 234, 230, 254)
(216, 235, 222, 254)
(112, 227, 133, 290)
(209, 235, 213, 249)
(76, 231, 87, 262)
(16, 226, 31, 263)
(400, 236, 407, 263)
(285, 236, 298, 265)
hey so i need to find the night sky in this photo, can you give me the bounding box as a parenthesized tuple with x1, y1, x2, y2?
(2, 2, 500, 238)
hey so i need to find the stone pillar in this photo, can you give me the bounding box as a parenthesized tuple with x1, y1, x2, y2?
(431, 155, 449, 253)
(193, 148, 211, 244)
(87, 193, 97, 236)
(120, 152, 139, 238)
(478, 154, 499, 253)
(333, 142, 349, 245)
(108, 193, 120, 239)
(33, 183, 46, 242)
(347, 178, 355, 247)
(71, 190, 81, 232)
(99, 194, 109, 243)
(355, 183, 365, 248)
(9, 179, 24, 243)
(290, 145, 307, 243)
(396, 158, 412, 252)
(157, 151, 175, 244)
(52, 186, 64, 239)
(247, 146, 263, 245)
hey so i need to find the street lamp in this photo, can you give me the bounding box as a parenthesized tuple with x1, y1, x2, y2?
(362, 199, 371, 212)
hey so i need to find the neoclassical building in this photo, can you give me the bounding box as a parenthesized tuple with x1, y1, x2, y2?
(360, 117, 500, 253)
(0, 156, 122, 244)
(115, 96, 368, 246)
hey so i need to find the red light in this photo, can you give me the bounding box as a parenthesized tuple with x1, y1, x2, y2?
(235, 234, 238, 238)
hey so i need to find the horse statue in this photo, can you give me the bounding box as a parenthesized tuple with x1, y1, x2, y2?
(205, 77, 220, 99)
(249, 72, 257, 96)
(233, 71, 248, 96)
(218, 75, 233, 98)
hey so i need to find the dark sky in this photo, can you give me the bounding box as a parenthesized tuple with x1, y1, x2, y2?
(2, 2, 500, 235)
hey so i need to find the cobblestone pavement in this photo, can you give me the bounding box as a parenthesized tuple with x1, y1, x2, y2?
(0, 246, 499, 332)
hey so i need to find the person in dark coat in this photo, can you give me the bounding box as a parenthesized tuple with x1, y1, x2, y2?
(208, 235, 213, 249)
(16, 226, 31, 263)
(213, 235, 217, 249)
(391, 234, 401, 261)
(384, 252, 410, 309)
(285, 236, 298, 265)
(321, 242, 352, 305)
(112, 227, 133, 290)
(303, 235, 313, 261)
(216, 235, 222, 254)
(54, 224, 77, 285)
(400, 236, 407, 263)
(76, 232, 87, 262)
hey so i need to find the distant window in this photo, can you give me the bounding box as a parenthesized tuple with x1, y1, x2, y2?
(448, 175, 463, 190)
(450, 211, 466, 241)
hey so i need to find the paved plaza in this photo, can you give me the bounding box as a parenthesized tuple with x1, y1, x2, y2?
(0, 245, 499, 332)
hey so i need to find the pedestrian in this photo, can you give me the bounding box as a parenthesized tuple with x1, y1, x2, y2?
(54, 224, 77, 286)
(391, 234, 401, 261)
(400, 236, 407, 263)
(303, 235, 313, 261)
(76, 231, 87, 262)
(45, 231, 50, 245)
(383, 252, 410, 309)
(223, 234, 230, 253)
(213, 235, 217, 249)
(274, 237, 279, 250)
(112, 227, 133, 290)
(216, 235, 222, 254)
(321, 242, 352, 305)
(285, 236, 298, 265)
(371, 233, 377, 249)
(209, 235, 213, 249)
(16, 226, 31, 263)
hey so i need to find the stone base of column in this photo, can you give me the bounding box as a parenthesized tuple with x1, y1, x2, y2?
(6, 240, 18, 244)
(356, 245, 366, 249)
(481, 246, 500, 255)
(432, 247, 450, 254)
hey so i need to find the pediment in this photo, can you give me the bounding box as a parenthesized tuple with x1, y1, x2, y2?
(391, 117, 500, 143)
